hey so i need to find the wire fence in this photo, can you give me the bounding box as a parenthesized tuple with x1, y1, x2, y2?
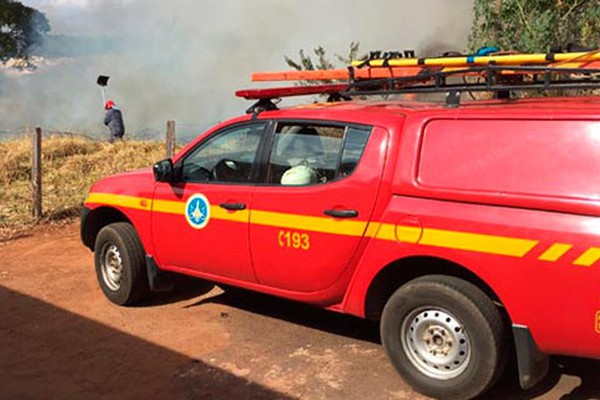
(23, 121, 182, 221)
(0, 121, 215, 144)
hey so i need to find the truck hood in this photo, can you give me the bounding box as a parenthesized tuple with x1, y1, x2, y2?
(87, 167, 156, 198)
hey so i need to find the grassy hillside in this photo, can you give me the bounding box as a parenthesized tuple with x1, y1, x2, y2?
(0, 135, 175, 241)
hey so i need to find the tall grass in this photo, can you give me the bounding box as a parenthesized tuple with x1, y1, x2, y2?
(0, 135, 174, 241)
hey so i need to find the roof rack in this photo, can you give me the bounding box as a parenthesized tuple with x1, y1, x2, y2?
(240, 48, 600, 112)
(251, 49, 600, 83)
(344, 65, 600, 106)
(238, 65, 600, 110)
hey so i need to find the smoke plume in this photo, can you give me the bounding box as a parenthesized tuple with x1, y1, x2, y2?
(1, 0, 473, 141)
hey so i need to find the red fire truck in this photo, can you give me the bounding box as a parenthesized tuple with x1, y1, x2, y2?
(81, 57, 600, 399)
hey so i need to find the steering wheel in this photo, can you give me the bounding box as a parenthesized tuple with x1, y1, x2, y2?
(211, 159, 247, 183)
(184, 164, 211, 182)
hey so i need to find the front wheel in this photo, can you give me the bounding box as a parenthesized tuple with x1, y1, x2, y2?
(94, 222, 150, 305)
(381, 275, 507, 400)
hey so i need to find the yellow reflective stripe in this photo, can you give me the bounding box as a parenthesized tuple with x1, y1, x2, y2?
(395, 225, 421, 243)
(538, 243, 572, 262)
(250, 209, 367, 237)
(574, 247, 600, 267)
(212, 207, 250, 223)
(85, 193, 151, 211)
(370, 224, 421, 242)
(153, 199, 250, 223)
(420, 228, 538, 257)
(368, 224, 532, 258)
(364, 222, 381, 239)
(374, 223, 396, 241)
(152, 199, 184, 214)
(89, 192, 600, 263)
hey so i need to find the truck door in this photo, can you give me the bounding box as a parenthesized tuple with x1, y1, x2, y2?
(249, 122, 387, 292)
(152, 122, 267, 282)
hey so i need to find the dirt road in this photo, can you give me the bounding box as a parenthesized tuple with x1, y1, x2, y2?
(0, 223, 598, 399)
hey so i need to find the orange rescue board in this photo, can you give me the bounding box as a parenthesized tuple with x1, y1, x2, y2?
(251, 67, 425, 82)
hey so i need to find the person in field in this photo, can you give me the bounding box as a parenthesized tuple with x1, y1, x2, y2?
(103, 100, 125, 143)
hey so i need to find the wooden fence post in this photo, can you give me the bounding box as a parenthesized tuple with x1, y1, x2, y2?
(31, 127, 42, 220)
(166, 120, 176, 158)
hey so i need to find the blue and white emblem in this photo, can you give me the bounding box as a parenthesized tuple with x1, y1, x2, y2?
(185, 194, 210, 229)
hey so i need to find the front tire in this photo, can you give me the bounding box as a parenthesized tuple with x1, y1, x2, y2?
(381, 275, 507, 400)
(94, 222, 150, 305)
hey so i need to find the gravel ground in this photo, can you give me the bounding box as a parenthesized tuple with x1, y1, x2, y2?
(0, 223, 598, 400)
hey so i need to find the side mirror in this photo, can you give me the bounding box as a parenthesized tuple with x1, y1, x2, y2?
(153, 159, 174, 182)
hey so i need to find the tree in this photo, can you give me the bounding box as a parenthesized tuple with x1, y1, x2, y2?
(284, 42, 362, 85)
(469, 0, 600, 53)
(0, 0, 50, 60)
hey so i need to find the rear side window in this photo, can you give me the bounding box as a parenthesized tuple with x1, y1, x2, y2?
(266, 123, 371, 186)
(340, 127, 371, 177)
(418, 119, 600, 199)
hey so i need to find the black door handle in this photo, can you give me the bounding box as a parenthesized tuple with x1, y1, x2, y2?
(220, 202, 246, 211)
(324, 209, 358, 218)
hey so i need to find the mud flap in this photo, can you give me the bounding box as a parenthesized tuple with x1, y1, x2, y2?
(512, 324, 550, 390)
(145, 255, 175, 292)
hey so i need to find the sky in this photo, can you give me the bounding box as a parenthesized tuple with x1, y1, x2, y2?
(1, 0, 474, 139)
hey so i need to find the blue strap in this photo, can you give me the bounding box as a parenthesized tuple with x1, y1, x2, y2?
(467, 46, 500, 63)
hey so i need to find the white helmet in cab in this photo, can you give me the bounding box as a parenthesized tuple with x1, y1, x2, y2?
(281, 165, 318, 185)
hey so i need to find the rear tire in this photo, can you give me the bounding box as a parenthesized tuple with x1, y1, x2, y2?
(381, 275, 506, 400)
(94, 222, 150, 305)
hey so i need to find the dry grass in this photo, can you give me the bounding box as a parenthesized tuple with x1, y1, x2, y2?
(0, 135, 176, 241)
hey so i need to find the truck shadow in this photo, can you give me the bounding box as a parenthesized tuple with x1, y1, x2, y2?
(553, 357, 600, 400)
(185, 285, 381, 344)
(0, 284, 293, 400)
(187, 285, 600, 400)
(136, 275, 216, 307)
(485, 356, 600, 400)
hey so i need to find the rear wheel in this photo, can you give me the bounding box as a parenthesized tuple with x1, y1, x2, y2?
(94, 222, 150, 305)
(381, 275, 506, 400)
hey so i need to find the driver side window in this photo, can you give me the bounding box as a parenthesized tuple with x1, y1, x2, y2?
(181, 123, 265, 184)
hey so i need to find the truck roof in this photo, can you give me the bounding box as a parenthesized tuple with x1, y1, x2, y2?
(288, 96, 600, 117)
(249, 96, 600, 127)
